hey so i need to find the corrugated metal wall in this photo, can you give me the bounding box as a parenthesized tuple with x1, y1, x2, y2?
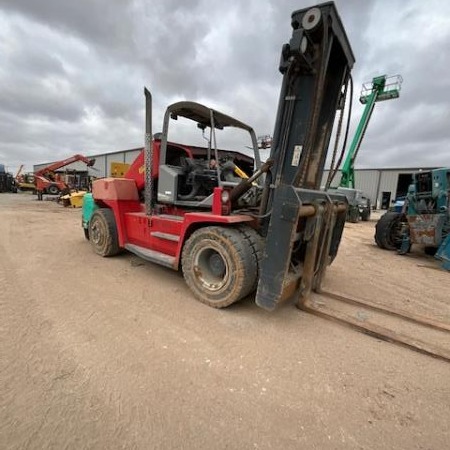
(124, 149, 142, 164)
(322, 169, 381, 204)
(378, 169, 417, 208)
(322, 169, 421, 208)
(92, 155, 107, 178)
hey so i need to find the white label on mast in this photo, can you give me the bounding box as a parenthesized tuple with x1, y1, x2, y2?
(291, 145, 302, 166)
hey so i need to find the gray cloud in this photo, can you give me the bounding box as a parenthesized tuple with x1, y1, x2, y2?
(0, 0, 449, 174)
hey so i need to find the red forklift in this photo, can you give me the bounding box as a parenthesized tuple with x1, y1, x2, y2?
(83, 2, 354, 310)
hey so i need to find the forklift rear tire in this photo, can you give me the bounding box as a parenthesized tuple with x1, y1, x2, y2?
(88, 208, 120, 256)
(83, 228, 90, 240)
(181, 226, 257, 308)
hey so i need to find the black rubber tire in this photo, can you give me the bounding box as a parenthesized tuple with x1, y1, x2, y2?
(424, 246, 437, 256)
(47, 184, 60, 195)
(348, 206, 360, 223)
(83, 228, 90, 240)
(88, 208, 120, 256)
(236, 224, 264, 292)
(360, 208, 371, 222)
(181, 226, 258, 308)
(374, 212, 404, 250)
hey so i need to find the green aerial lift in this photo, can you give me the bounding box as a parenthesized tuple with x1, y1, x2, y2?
(333, 74, 403, 222)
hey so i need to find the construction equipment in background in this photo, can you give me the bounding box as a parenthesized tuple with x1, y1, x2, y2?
(14, 165, 36, 192)
(0, 164, 17, 193)
(15, 164, 23, 180)
(60, 190, 87, 208)
(327, 74, 403, 222)
(110, 162, 131, 178)
(333, 186, 371, 222)
(375, 168, 450, 270)
(257, 135, 273, 149)
(34, 154, 95, 200)
(83, 2, 353, 310)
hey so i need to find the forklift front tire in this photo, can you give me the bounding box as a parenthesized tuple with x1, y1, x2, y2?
(181, 226, 257, 308)
(88, 209, 120, 256)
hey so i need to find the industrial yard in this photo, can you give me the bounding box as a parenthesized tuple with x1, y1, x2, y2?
(2, 1, 450, 449)
(1, 193, 449, 449)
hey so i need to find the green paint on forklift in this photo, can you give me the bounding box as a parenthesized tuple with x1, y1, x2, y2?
(82, 193, 98, 229)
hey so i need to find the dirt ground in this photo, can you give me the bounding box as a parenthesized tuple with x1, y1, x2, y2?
(1, 193, 449, 450)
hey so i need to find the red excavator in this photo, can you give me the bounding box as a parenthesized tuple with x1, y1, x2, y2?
(34, 154, 95, 200)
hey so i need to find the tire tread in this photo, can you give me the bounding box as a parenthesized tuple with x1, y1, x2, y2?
(375, 211, 402, 250)
(181, 226, 258, 308)
(89, 208, 120, 256)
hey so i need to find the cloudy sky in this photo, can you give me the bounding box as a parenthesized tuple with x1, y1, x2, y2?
(1, 0, 450, 174)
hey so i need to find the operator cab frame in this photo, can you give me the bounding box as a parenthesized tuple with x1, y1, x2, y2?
(157, 101, 261, 207)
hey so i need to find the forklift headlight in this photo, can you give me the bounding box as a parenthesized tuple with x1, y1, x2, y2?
(221, 190, 230, 204)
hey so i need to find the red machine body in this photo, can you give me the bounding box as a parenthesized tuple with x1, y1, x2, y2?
(95, 188, 251, 267)
(35, 153, 95, 199)
(92, 142, 253, 270)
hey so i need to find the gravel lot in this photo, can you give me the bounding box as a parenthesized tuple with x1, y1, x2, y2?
(1, 193, 449, 449)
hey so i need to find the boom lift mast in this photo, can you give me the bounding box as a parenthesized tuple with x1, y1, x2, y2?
(340, 74, 402, 188)
(34, 154, 95, 178)
(15, 165, 24, 179)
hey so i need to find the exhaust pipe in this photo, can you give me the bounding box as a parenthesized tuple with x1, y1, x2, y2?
(144, 87, 153, 215)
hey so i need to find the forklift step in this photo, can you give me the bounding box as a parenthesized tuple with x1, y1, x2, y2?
(125, 244, 176, 268)
(150, 231, 180, 242)
(158, 214, 184, 221)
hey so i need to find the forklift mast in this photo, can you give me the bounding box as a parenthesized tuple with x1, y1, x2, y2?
(339, 74, 402, 188)
(255, 2, 355, 310)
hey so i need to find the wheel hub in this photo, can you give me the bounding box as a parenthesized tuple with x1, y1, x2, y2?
(194, 246, 229, 292)
(209, 253, 226, 277)
(90, 222, 101, 244)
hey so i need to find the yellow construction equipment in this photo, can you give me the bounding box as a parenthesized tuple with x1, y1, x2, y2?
(110, 162, 130, 178)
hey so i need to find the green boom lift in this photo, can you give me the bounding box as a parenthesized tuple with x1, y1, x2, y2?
(334, 74, 402, 222)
